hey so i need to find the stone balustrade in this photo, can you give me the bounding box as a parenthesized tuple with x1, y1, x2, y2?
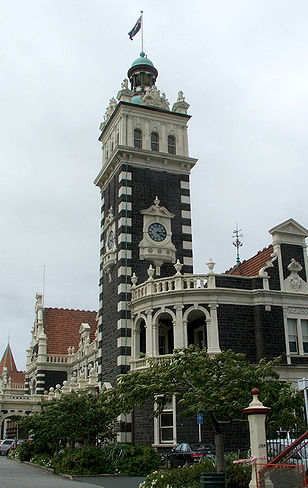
(132, 274, 210, 301)
(47, 354, 68, 364)
(130, 354, 173, 371)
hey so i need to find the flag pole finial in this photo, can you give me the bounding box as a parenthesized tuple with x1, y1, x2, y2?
(140, 11, 144, 52)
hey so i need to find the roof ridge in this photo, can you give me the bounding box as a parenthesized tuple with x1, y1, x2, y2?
(44, 307, 97, 313)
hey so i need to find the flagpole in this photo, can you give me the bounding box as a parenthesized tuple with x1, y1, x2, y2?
(140, 10, 144, 52)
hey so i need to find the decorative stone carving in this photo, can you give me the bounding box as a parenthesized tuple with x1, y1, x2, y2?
(139, 197, 176, 275)
(172, 90, 190, 114)
(284, 258, 308, 293)
(141, 86, 170, 110)
(174, 260, 183, 275)
(117, 79, 133, 103)
(206, 259, 215, 274)
(99, 97, 118, 131)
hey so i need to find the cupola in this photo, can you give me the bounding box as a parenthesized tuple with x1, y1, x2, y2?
(127, 51, 158, 95)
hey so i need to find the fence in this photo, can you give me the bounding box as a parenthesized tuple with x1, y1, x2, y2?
(256, 462, 306, 488)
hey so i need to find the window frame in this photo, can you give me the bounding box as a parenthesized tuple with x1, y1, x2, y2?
(153, 395, 177, 446)
(286, 317, 308, 356)
(167, 135, 176, 154)
(134, 128, 142, 149)
(151, 132, 159, 151)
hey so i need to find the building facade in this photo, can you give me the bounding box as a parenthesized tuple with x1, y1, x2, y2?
(2, 51, 308, 450)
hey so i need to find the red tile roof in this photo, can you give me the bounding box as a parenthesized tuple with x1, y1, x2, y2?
(43, 308, 97, 355)
(0, 344, 18, 374)
(0, 344, 25, 385)
(225, 245, 274, 277)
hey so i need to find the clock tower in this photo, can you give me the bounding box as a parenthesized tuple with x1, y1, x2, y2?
(94, 52, 197, 385)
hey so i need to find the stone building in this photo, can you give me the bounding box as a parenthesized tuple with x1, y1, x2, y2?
(2, 50, 308, 450)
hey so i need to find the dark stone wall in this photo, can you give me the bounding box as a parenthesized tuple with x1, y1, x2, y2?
(215, 276, 263, 290)
(281, 243, 306, 281)
(133, 399, 249, 453)
(267, 257, 281, 290)
(99, 164, 193, 384)
(218, 305, 257, 361)
(130, 166, 192, 282)
(218, 304, 286, 363)
(43, 370, 67, 391)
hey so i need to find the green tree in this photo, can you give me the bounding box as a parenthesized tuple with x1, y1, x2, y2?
(111, 347, 304, 473)
(19, 391, 116, 454)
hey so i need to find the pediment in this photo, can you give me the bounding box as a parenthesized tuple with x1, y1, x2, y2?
(269, 218, 308, 247)
(141, 197, 174, 219)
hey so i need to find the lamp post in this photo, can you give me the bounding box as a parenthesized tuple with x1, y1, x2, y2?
(297, 378, 308, 426)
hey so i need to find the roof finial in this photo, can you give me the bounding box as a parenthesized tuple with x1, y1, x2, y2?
(232, 223, 243, 265)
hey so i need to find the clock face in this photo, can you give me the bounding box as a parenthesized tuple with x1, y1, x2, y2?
(148, 223, 167, 242)
(107, 230, 114, 250)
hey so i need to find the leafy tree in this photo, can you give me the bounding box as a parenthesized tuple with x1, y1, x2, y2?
(19, 391, 116, 453)
(111, 347, 304, 473)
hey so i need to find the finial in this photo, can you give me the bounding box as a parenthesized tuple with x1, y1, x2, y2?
(232, 223, 243, 265)
(140, 51, 145, 58)
(154, 196, 160, 206)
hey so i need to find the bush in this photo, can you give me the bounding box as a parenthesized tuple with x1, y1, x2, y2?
(30, 453, 54, 469)
(103, 442, 161, 476)
(52, 447, 113, 475)
(11, 440, 35, 462)
(140, 453, 251, 488)
(225, 452, 251, 488)
(140, 458, 215, 488)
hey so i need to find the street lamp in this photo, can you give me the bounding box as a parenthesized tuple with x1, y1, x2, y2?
(297, 378, 308, 426)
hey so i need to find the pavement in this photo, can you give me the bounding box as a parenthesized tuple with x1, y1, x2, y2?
(0, 456, 145, 488)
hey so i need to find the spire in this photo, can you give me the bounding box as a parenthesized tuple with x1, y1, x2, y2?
(0, 343, 18, 374)
(232, 223, 243, 265)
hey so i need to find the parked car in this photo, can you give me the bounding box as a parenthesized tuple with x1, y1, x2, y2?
(165, 442, 215, 468)
(8, 440, 25, 454)
(0, 440, 15, 456)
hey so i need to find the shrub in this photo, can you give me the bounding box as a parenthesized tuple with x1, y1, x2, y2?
(103, 443, 161, 476)
(140, 454, 251, 488)
(140, 458, 215, 488)
(225, 452, 251, 488)
(12, 440, 35, 462)
(30, 453, 54, 469)
(52, 447, 113, 475)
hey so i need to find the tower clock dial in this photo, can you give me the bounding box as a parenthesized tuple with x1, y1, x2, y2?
(148, 223, 167, 242)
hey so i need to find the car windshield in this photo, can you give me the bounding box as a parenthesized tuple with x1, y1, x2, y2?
(190, 443, 213, 451)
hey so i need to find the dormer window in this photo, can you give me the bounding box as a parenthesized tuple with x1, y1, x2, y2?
(151, 132, 159, 151)
(168, 135, 176, 154)
(134, 129, 142, 149)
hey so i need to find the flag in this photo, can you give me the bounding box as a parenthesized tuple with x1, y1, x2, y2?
(128, 15, 142, 40)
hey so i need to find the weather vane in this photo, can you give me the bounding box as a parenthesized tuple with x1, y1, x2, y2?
(232, 223, 243, 265)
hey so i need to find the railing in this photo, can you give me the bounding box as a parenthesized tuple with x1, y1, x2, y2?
(132, 275, 209, 301)
(4, 383, 25, 390)
(130, 354, 173, 371)
(47, 354, 68, 364)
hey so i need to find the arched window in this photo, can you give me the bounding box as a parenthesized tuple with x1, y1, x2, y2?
(151, 132, 159, 151)
(134, 128, 142, 149)
(168, 135, 176, 154)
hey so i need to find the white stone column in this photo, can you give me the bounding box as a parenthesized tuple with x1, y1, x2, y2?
(183, 320, 188, 348)
(127, 116, 133, 146)
(208, 304, 221, 353)
(243, 388, 272, 488)
(152, 324, 159, 357)
(132, 326, 138, 360)
(145, 309, 154, 357)
(173, 305, 184, 349)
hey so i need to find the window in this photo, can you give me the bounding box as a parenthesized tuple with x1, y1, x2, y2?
(288, 319, 298, 353)
(160, 411, 173, 442)
(168, 135, 176, 154)
(134, 129, 142, 148)
(151, 132, 159, 151)
(302, 320, 308, 353)
(287, 318, 308, 355)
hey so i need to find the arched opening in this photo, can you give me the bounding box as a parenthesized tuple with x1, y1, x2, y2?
(158, 313, 174, 355)
(135, 318, 146, 358)
(187, 310, 207, 350)
(134, 128, 142, 149)
(168, 135, 176, 154)
(151, 132, 159, 152)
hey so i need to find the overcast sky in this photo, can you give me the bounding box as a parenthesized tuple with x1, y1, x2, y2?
(1, 0, 308, 369)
